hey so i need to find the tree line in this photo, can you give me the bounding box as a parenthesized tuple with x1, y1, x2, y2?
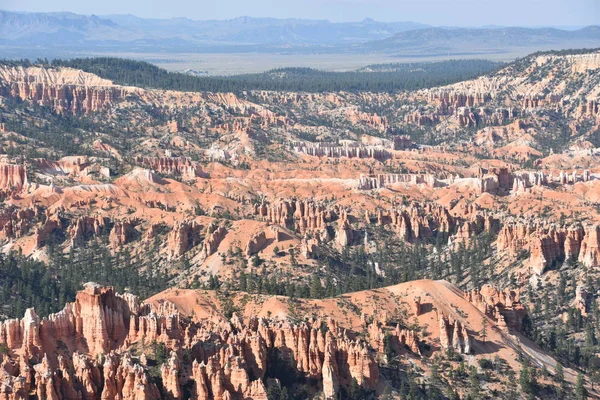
(1, 57, 502, 94)
(0, 240, 169, 319)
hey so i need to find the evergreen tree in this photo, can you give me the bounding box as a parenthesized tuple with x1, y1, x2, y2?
(576, 373, 588, 400)
(309, 275, 323, 298)
(481, 318, 488, 345)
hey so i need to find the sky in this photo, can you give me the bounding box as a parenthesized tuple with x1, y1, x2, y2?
(1, 0, 599, 27)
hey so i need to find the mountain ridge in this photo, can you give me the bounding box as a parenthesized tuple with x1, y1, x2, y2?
(358, 25, 600, 55)
(2, 10, 599, 58)
(0, 10, 429, 47)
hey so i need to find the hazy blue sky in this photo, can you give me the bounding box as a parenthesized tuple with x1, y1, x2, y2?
(2, 0, 599, 26)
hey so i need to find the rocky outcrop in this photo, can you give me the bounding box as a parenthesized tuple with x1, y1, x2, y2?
(255, 199, 295, 226)
(452, 213, 499, 244)
(465, 285, 526, 331)
(109, 219, 135, 248)
(579, 225, 600, 268)
(0, 206, 38, 240)
(201, 223, 227, 258)
(344, 108, 388, 132)
(0, 164, 27, 193)
(300, 237, 318, 258)
(386, 203, 456, 242)
(34, 213, 64, 248)
(335, 211, 354, 248)
(256, 198, 499, 251)
(63, 284, 134, 355)
(5, 350, 162, 400)
(161, 351, 182, 399)
(497, 222, 562, 274)
(134, 156, 204, 180)
(404, 110, 440, 126)
(255, 198, 332, 236)
(0, 285, 379, 400)
(293, 142, 390, 161)
(438, 315, 472, 354)
(393, 135, 413, 150)
(322, 332, 340, 399)
(519, 94, 561, 110)
(69, 215, 108, 247)
(576, 99, 600, 118)
(427, 90, 490, 110)
(167, 220, 203, 258)
(574, 285, 589, 316)
(367, 321, 421, 357)
(528, 230, 568, 274)
(511, 170, 591, 193)
(0, 66, 128, 115)
(244, 231, 268, 256)
(565, 226, 585, 261)
(496, 222, 600, 273)
(456, 107, 517, 128)
(357, 173, 440, 190)
(32, 157, 90, 177)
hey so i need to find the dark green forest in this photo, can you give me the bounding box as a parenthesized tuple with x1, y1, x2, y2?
(218, 230, 495, 300)
(2, 57, 501, 93)
(0, 242, 168, 319)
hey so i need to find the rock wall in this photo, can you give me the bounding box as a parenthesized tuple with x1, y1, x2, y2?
(167, 220, 204, 258)
(465, 285, 526, 331)
(109, 219, 136, 248)
(0, 207, 38, 240)
(496, 222, 600, 274)
(0, 164, 27, 193)
(438, 315, 472, 354)
(201, 223, 227, 258)
(134, 156, 204, 180)
(68, 215, 108, 248)
(0, 285, 379, 400)
(357, 173, 440, 190)
(0, 66, 128, 115)
(294, 143, 390, 161)
(255, 198, 333, 235)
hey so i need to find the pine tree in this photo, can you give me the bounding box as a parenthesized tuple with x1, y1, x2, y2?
(520, 360, 534, 395)
(348, 378, 361, 400)
(505, 369, 519, 400)
(576, 373, 588, 400)
(590, 367, 600, 391)
(481, 318, 488, 345)
(239, 273, 248, 292)
(309, 275, 323, 299)
(468, 365, 481, 399)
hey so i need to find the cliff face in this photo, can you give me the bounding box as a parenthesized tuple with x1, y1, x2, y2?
(0, 207, 39, 240)
(69, 215, 108, 247)
(0, 284, 379, 400)
(0, 66, 129, 115)
(496, 222, 600, 274)
(134, 156, 204, 180)
(109, 219, 136, 248)
(167, 220, 204, 258)
(0, 284, 157, 400)
(0, 164, 27, 193)
(293, 142, 390, 160)
(438, 315, 472, 354)
(465, 285, 526, 331)
(255, 198, 332, 234)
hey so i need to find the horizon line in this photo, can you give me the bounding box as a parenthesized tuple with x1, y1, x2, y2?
(0, 9, 596, 30)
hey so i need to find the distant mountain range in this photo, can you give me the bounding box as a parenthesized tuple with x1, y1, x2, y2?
(0, 11, 429, 48)
(0, 10, 599, 58)
(357, 26, 600, 56)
